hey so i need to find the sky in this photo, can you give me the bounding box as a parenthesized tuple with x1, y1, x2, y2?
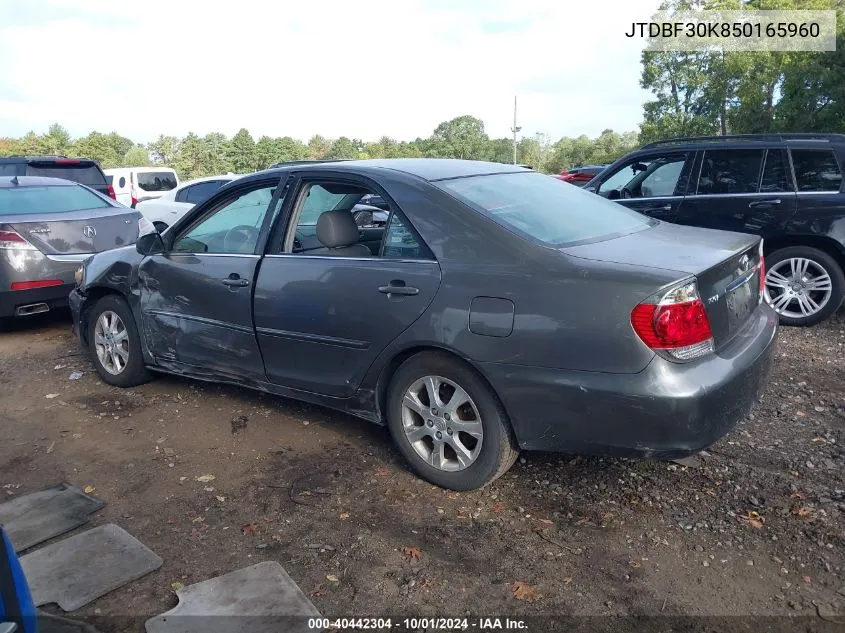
(0, 0, 663, 144)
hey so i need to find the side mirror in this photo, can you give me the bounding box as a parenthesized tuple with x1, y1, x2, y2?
(607, 189, 621, 200)
(136, 231, 165, 256)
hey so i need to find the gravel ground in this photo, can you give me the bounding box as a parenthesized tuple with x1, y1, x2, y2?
(0, 307, 842, 631)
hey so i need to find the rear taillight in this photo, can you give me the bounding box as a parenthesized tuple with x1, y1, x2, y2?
(107, 184, 117, 200)
(758, 240, 765, 301)
(631, 280, 714, 361)
(0, 229, 37, 251)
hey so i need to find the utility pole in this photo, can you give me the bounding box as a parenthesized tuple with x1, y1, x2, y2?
(511, 95, 521, 165)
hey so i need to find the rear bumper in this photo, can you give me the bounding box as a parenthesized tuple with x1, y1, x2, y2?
(481, 304, 778, 458)
(0, 283, 75, 317)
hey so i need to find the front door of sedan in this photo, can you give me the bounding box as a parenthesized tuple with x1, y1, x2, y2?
(594, 151, 694, 222)
(138, 177, 286, 383)
(253, 176, 441, 398)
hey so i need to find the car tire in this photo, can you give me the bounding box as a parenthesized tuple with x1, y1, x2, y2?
(153, 221, 168, 233)
(764, 246, 845, 327)
(87, 294, 153, 388)
(386, 351, 519, 491)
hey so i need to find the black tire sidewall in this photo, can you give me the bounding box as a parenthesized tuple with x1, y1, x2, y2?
(765, 247, 845, 327)
(386, 352, 514, 491)
(87, 294, 150, 387)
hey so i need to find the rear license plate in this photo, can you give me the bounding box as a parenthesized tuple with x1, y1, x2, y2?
(726, 270, 759, 332)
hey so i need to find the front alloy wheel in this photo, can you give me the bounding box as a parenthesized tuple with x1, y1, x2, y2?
(94, 310, 130, 375)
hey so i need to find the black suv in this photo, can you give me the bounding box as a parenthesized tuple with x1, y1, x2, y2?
(586, 133, 845, 326)
(0, 155, 114, 200)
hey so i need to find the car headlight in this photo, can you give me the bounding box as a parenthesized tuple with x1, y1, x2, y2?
(75, 265, 84, 286)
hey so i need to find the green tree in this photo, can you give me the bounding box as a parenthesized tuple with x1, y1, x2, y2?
(148, 135, 180, 165)
(430, 115, 489, 159)
(202, 133, 232, 174)
(173, 132, 206, 179)
(40, 123, 72, 155)
(307, 135, 331, 160)
(228, 128, 257, 173)
(122, 146, 151, 167)
(326, 136, 360, 160)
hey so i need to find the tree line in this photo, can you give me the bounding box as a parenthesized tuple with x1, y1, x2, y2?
(1, 0, 841, 179)
(640, 0, 844, 142)
(0, 119, 639, 180)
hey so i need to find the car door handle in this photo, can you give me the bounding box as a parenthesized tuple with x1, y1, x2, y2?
(649, 204, 673, 212)
(379, 281, 419, 296)
(221, 276, 249, 287)
(748, 199, 781, 208)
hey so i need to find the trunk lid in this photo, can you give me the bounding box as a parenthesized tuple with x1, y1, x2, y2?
(563, 222, 762, 347)
(5, 207, 141, 255)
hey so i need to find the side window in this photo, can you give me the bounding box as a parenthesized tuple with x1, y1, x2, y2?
(597, 153, 689, 199)
(286, 182, 373, 255)
(174, 186, 190, 203)
(184, 181, 222, 205)
(173, 184, 279, 254)
(382, 212, 432, 259)
(696, 149, 764, 195)
(760, 150, 791, 193)
(791, 149, 842, 192)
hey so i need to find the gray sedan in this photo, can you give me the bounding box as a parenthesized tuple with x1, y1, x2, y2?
(0, 177, 140, 318)
(69, 159, 777, 490)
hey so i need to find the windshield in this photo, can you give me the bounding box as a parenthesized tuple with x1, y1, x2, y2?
(439, 172, 651, 246)
(0, 185, 110, 215)
(136, 171, 177, 192)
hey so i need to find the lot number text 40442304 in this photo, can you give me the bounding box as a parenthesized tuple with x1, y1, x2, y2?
(307, 617, 529, 630)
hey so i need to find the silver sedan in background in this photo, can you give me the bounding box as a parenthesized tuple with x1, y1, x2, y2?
(0, 176, 141, 318)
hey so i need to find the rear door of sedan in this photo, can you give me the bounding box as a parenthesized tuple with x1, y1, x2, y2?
(253, 171, 441, 398)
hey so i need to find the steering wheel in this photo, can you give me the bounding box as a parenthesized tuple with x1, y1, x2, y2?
(223, 225, 260, 253)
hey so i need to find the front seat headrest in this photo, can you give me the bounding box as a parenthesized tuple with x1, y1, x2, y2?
(316, 210, 360, 249)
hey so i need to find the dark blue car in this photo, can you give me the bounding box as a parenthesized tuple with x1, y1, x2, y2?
(0, 527, 36, 633)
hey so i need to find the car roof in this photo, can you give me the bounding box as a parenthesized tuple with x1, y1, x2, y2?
(104, 166, 177, 174)
(178, 174, 241, 188)
(0, 176, 77, 188)
(255, 158, 529, 182)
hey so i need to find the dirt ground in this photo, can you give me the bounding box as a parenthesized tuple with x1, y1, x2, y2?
(0, 307, 843, 631)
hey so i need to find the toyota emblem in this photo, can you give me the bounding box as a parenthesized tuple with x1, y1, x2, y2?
(82, 225, 97, 239)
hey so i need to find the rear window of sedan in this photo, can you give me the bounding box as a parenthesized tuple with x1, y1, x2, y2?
(0, 185, 110, 215)
(439, 171, 651, 246)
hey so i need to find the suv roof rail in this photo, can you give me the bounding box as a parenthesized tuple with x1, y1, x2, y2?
(641, 133, 845, 149)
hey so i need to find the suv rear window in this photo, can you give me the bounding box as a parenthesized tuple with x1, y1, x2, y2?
(0, 184, 110, 215)
(25, 163, 107, 186)
(137, 171, 177, 192)
(440, 171, 651, 246)
(791, 149, 842, 192)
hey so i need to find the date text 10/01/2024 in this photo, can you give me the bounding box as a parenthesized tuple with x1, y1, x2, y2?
(307, 618, 529, 630)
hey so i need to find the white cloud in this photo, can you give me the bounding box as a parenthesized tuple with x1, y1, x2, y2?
(0, 0, 663, 142)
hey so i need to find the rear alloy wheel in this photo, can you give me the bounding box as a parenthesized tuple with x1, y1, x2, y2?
(764, 246, 844, 326)
(87, 294, 153, 387)
(387, 352, 518, 490)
